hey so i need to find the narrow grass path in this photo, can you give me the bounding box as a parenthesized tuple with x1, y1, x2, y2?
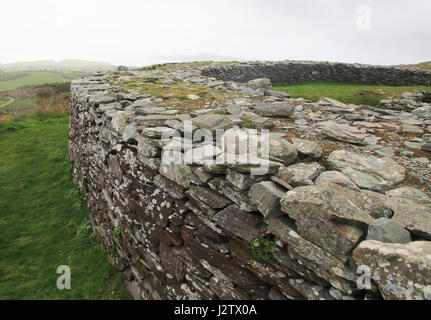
(273, 82, 431, 106)
(0, 113, 131, 300)
(0, 97, 16, 110)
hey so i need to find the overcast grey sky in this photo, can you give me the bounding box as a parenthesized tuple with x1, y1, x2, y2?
(1, 0, 430, 66)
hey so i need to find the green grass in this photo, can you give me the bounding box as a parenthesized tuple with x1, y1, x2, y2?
(0, 97, 8, 106)
(0, 72, 71, 92)
(274, 82, 431, 106)
(419, 65, 431, 71)
(1, 98, 34, 113)
(0, 113, 131, 299)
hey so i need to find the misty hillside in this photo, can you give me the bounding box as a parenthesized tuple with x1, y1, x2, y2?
(0, 60, 116, 72)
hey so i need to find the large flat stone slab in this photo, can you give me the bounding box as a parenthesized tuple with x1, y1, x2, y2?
(327, 150, 406, 192)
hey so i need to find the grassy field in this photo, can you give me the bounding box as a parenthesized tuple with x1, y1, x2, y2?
(273, 82, 431, 106)
(0, 72, 71, 92)
(0, 113, 131, 299)
(0, 98, 34, 113)
(0, 97, 8, 106)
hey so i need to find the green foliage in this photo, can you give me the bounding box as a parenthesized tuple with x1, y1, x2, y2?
(250, 238, 276, 264)
(215, 110, 228, 115)
(273, 81, 431, 107)
(0, 113, 131, 299)
(113, 227, 122, 242)
(239, 121, 256, 129)
(1, 98, 34, 113)
(176, 95, 189, 101)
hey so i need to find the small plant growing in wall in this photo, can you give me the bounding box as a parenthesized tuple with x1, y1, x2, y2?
(250, 237, 276, 263)
(113, 227, 122, 243)
(240, 121, 256, 129)
(215, 110, 228, 115)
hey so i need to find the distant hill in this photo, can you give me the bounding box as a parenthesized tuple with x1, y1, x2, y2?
(393, 61, 431, 71)
(0, 60, 116, 72)
(146, 53, 240, 65)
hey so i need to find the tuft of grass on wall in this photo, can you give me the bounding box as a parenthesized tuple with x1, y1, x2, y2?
(0, 112, 131, 300)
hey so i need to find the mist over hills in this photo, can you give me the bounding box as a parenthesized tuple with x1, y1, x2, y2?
(0, 60, 116, 72)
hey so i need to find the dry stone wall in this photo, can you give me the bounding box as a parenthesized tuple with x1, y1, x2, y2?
(202, 61, 431, 86)
(70, 62, 431, 301)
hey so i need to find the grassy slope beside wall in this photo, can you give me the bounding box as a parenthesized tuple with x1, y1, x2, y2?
(274, 82, 431, 106)
(0, 113, 130, 299)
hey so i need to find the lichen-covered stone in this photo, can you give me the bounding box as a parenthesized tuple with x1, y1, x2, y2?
(253, 102, 295, 118)
(291, 138, 323, 159)
(327, 150, 406, 192)
(281, 185, 372, 259)
(275, 162, 324, 187)
(318, 121, 369, 145)
(315, 171, 360, 191)
(213, 205, 265, 242)
(249, 181, 286, 218)
(353, 240, 431, 300)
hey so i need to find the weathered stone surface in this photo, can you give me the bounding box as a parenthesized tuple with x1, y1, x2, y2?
(291, 138, 323, 159)
(111, 111, 129, 134)
(386, 187, 431, 203)
(318, 121, 369, 145)
(264, 134, 298, 165)
(367, 218, 412, 243)
(247, 78, 273, 91)
(192, 114, 235, 133)
(353, 240, 431, 300)
(140, 126, 178, 139)
(268, 217, 359, 294)
(327, 150, 406, 192)
(288, 279, 333, 300)
(423, 134, 431, 152)
(281, 185, 372, 259)
(315, 171, 360, 191)
(252, 117, 274, 129)
(249, 181, 286, 218)
(137, 114, 175, 127)
(275, 162, 324, 187)
(380, 196, 431, 240)
(226, 168, 267, 191)
(159, 152, 200, 188)
(253, 102, 295, 118)
(318, 182, 392, 219)
(153, 174, 186, 200)
(89, 92, 115, 105)
(214, 205, 264, 242)
(186, 186, 231, 209)
(221, 128, 296, 168)
(122, 123, 138, 141)
(412, 105, 431, 119)
(207, 177, 256, 212)
(318, 97, 349, 109)
(136, 135, 161, 158)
